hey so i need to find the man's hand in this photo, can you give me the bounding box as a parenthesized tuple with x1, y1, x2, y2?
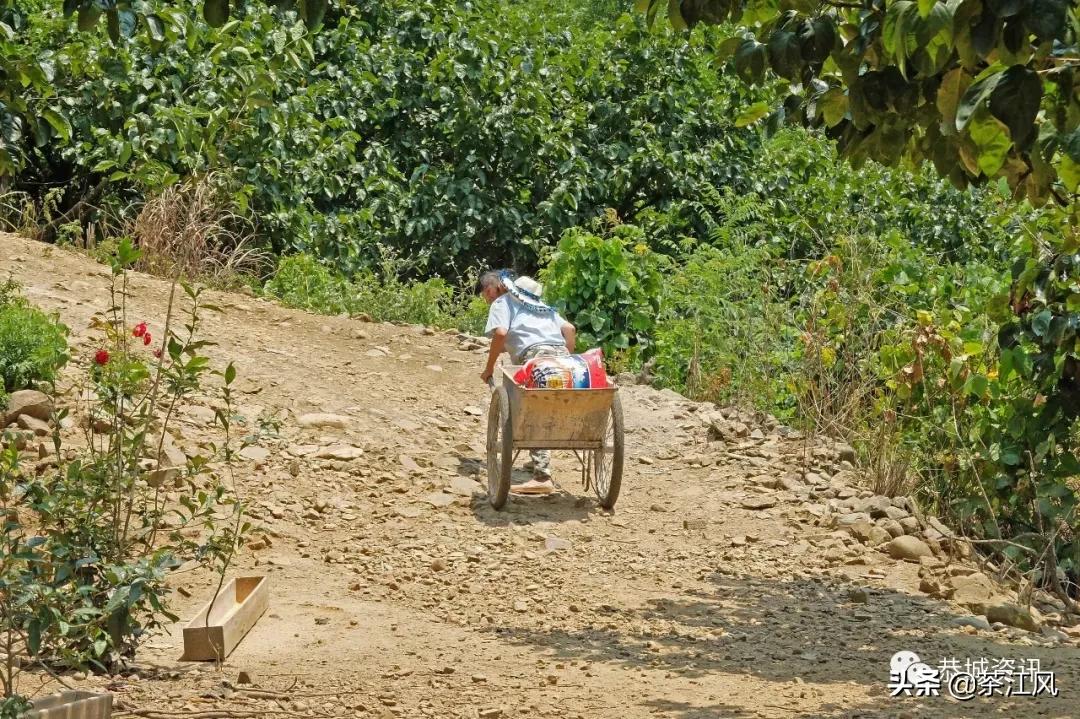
(482, 328, 508, 388)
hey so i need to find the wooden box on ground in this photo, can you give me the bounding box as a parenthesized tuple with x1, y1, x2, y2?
(27, 690, 112, 719)
(182, 576, 269, 661)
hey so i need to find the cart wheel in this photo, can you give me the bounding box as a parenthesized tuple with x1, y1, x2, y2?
(593, 393, 624, 509)
(486, 385, 513, 510)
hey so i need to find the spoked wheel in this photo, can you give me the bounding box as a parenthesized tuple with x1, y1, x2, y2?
(486, 386, 513, 510)
(592, 393, 624, 509)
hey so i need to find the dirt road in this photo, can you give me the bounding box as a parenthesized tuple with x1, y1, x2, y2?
(3, 233, 1078, 718)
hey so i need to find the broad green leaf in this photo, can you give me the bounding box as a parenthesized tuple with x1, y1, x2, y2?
(986, 0, 1028, 18)
(987, 65, 1042, 149)
(41, 108, 71, 143)
(936, 68, 969, 136)
(28, 621, 41, 655)
(883, 1, 916, 67)
(799, 17, 836, 64)
(956, 72, 1002, 132)
(918, 0, 937, 17)
(715, 36, 744, 62)
(1060, 155, 1080, 193)
(301, 0, 328, 30)
(968, 111, 1010, 176)
(106, 10, 119, 42)
(734, 40, 767, 83)
(77, 6, 101, 31)
(767, 29, 803, 80)
(1028, 0, 1069, 41)
(668, 0, 688, 32)
(1031, 309, 1052, 337)
(118, 8, 137, 38)
(820, 88, 848, 127)
(203, 0, 229, 28)
(146, 14, 165, 41)
(735, 102, 771, 127)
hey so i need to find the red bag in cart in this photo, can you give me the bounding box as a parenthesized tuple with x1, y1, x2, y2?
(513, 348, 609, 389)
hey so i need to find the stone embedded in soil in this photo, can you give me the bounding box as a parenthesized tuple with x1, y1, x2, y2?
(16, 414, 50, 436)
(146, 466, 181, 488)
(423, 492, 457, 508)
(544, 537, 571, 553)
(985, 602, 1040, 632)
(239, 445, 271, 463)
(886, 535, 933, 562)
(740, 496, 777, 510)
(4, 390, 52, 425)
(951, 615, 992, 632)
(315, 444, 364, 461)
(297, 413, 350, 429)
(449, 476, 481, 497)
(950, 572, 997, 608)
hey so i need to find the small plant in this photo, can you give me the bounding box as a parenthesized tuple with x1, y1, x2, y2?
(541, 220, 666, 357)
(265, 254, 351, 315)
(0, 278, 69, 403)
(0, 238, 246, 702)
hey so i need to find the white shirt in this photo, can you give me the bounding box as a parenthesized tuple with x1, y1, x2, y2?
(485, 295, 567, 363)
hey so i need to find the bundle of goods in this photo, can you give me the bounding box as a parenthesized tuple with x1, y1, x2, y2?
(512, 348, 609, 389)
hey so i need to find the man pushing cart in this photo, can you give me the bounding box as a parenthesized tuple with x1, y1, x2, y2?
(479, 270, 624, 509)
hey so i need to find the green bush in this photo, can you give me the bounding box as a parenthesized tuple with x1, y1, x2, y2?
(263, 254, 351, 315)
(541, 221, 666, 362)
(264, 254, 484, 331)
(455, 296, 491, 337)
(0, 280, 69, 401)
(652, 243, 794, 413)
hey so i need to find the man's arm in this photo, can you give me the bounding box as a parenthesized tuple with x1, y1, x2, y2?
(561, 322, 576, 353)
(482, 327, 508, 382)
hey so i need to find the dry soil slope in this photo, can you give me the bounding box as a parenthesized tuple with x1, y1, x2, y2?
(2, 233, 1079, 719)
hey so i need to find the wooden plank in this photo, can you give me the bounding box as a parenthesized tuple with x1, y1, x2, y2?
(501, 367, 615, 445)
(28, 690, 112, 719)
(182, 576, 269, 661)
(512, 440, 603, 450)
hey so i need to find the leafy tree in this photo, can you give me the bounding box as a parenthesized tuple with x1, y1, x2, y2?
(637, 0, 1079, 207)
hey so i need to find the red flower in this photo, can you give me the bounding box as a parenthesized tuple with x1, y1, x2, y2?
(132, 322, 147, 338)
(94, 349, 110, 366)
(153, 348, 163, 359)
(143, 332, 152, 346)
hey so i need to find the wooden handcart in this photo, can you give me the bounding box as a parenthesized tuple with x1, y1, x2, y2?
(486, 366, 624, 510)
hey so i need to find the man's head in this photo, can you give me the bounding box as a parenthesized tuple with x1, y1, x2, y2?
(479, 270, 508, 304)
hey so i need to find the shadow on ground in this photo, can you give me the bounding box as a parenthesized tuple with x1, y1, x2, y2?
(485, 571, 1079, 718)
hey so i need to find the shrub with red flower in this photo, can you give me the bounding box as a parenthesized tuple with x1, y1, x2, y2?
(132, 322, 147, 338)
(143, 332, 152, 346)
(94, 349, 110, 365)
